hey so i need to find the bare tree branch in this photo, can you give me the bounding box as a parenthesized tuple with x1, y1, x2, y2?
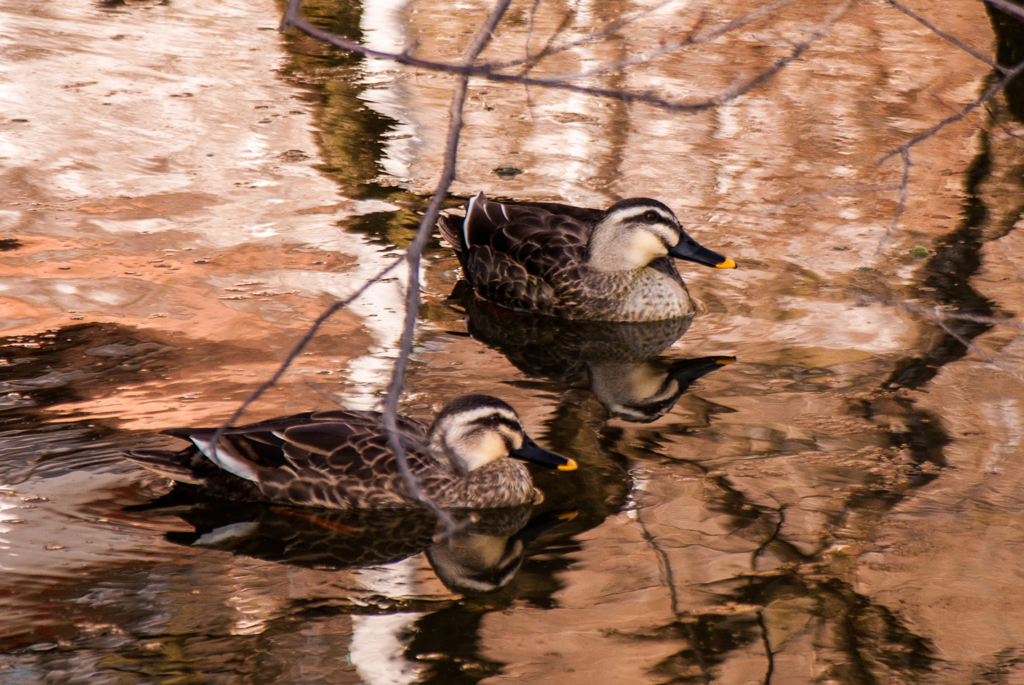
(983, 0, 1024, 23)
(886, 0, 1003, 72)
(879, 57, 1024, 164)
(526, 0, 581, 74)
(860, 296, 1024, 380)
(523, 0, 544, 64)
(929, 89, 1005, 136)
(208, 255, 405, 460)
(509, 0, 808, 82)
(280, 0, 850, 113)
(860, 296, 1024, 331)
(705, 0, 854, 102)
(379, 0, 515, 533)
(499, 0, 679, 72)
(877, 147, 911, 250)
(691, 0, 804, 44)
(983, 101, 1024, 137)
(936, 318, 1024, 381)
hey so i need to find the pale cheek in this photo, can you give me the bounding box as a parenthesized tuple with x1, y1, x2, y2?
(464, 432, 507, 470)
(629, 231, 669, 266)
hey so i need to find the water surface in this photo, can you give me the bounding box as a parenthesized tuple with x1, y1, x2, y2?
(2, 0, 1024, 682)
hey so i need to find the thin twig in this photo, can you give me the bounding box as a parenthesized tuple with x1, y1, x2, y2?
(635, 505, 681, 618)
(504, 0, 850, 115)
(500, 0, 678, 72)
(527, 0, 581, 75)
(936, 319, 1024, 381)
(860, 296, 1024, 380)
(886, 0, 1002, 72)
(208, 256, 405, 456)
(983, 101, 1024, 138)
(300, 376, 345, 407)
(877, 147, 911, 250)
(380, 0, 515, 534)
(691, 0, 803, 45)
(859, 296, 1024, 331)
(879, 57, 1024, 164)
(984, 0, 1024, 23)
(521, 0, 545, 113)
(522, 0, 820, 84)
(280, 0, 847, 113)
(523, 0, 543, 64)
(928, 89, 1003, 136)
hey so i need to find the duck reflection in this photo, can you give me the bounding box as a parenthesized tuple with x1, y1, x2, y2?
(131, 489, 573, 595)
(449, 282, 734, 422)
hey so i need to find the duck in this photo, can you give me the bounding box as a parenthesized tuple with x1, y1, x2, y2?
(438, 193, 737, 322)
(126, 394, 577, 510)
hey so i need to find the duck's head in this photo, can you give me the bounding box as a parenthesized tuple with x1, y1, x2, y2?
(428, 394, 577, 474)
(587, 198, 737, 273)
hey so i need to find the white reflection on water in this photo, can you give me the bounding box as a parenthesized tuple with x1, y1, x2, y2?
(360, 0, 418, 182)
(0, 491, 17, 568)
(333, 259, 410, 411)
(350, 557, 424, 685)
(322, 0, 422, 410)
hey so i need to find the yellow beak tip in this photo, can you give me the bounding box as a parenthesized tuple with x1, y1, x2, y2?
(557, 459, 578, 472)
(716, 257, 737, 269)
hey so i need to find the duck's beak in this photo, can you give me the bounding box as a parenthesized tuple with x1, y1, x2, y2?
(668, 231, 737, 269)
(511, 436, 577, 471)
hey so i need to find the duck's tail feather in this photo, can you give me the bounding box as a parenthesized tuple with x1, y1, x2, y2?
(126, 449, 204, 484)
(125, 446, 268, 501)
(437, 211, 467, 253)
(439, 192, 496, 266)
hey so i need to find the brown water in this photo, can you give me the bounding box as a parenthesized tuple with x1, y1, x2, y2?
(2, 0, 1024, 682)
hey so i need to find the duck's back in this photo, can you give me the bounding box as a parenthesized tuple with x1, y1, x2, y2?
(249, 411, 431, 509)
(440, 197, 598, 317)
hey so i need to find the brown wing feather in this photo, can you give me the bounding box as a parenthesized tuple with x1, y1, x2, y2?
(254, 412, 439, 508)
(453, 196, 595, 315)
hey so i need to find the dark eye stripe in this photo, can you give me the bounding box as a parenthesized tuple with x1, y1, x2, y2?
(621, 209, 674, 225)
(468, 416, 521, 432)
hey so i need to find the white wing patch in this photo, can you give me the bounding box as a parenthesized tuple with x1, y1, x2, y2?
(190, 436, 259, 482)
(465, 192, 485, 248)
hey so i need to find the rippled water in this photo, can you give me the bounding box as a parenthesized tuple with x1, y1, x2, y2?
(2, 0, 1024, 682)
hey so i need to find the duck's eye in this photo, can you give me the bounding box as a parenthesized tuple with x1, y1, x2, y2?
(643, 210, 659, 223)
